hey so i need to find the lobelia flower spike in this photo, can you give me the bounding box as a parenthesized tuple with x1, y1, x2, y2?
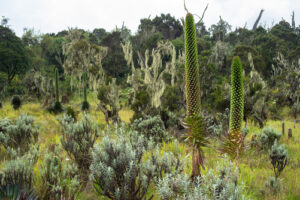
(225, 56, 245, 162)
(183, 12, 208, 179)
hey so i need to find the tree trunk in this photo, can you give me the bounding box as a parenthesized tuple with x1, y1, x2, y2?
(191, 146, 201, 179)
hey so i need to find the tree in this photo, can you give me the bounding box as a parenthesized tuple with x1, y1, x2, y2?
(62, 28, 108, 94)
(0, 26, 29, 85)
(152, 13, 183, 40)
(209, 16, 232, 41)
(101, 31, 129, 81)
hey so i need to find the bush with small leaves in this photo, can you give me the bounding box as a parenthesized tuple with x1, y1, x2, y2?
(204, 109, 230, 138)
(39, 144, 80, 200)
(11, 95, 21, 110)
(0, 101, 2, 108)
(260, 127, 281, 150)
(66, 106, 77, 121)
(0, 147, 38, 189)
(131, 115, 168, 143)
(0, 114, 39, 154)
(160, 110, 181, 130)
(157, 157, 246, 200)
(90, 125, 184, 200)
(265, 176, 281, 194)
(81, 101, 89, 111)
(0, 184, 39, 200)
(48, 101, 64, 114)
(242, 127, 249, 137)
(130, 88, 151, 121)
(161, 85, 181, 111)
(59, 114, 99, 184)
(270, 140, 288, 178)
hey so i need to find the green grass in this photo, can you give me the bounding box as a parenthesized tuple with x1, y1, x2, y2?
(0, 94, 299, 199)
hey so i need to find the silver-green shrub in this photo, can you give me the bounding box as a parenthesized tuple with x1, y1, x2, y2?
(260, 127, 281, 150)
(0, 147, 38, 189)
(59, 114, 99, 184)
(0, 114, 39, 154)
(269, 140, 288, 179)
(90, 125, 184, 200)
(131, 115, 168, 143)
(39, 144, 80, 200)
(157, 157, 247, 200)
(265, 176, 281, 194)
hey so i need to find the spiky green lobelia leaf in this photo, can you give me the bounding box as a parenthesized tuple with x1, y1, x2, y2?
(229, 56, 244, 133)
(185, 13, 201, 116)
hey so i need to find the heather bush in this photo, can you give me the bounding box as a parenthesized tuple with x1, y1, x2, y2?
(39, 144, 80, 200)
(265, 176, 281, 194)
(160, 110, 181, 129)
(0, 147, 38, 189)
(260, 127, 281, 150)
(270, 140, 288, 178)
(65, 106, 77, 121)
(90, 125, 184, 200)
(157, 157, 246, 200)
(0, 184, 38, 200)
(11, 95, 21, 110)
(59, 114, 99, 184)
(0, 114, 39, 154)
(131, 115, 169, 143)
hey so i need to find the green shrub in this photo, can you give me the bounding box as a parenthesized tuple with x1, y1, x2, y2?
(11, 95, 21, 110)
(157, 157, 246, 200)
(204, 109, 230, 137)
(97, 85, 110, 105)
(66, 106, 77, 121)
(0, 101, 2, 109)
(160, 110, 181, 129)
(0, 184, 38, 200)
(260, 127, 281, 150)
(81, 101, 89, 111)
(90, 125, 183, 200)
(161, 85, 181, 111)
(0, 148, 38, 189)
(47, 101, 64, 114)
(39, 144, 80, 200)
(0, 114, 39, 154)
(131, 88, 150, 120)
(59, 114, 99, 184)
(131, 115, 168, 143)
(81, 81, 89, 111)
(265, 176, 281, 194)
(270, 140, 288, 178)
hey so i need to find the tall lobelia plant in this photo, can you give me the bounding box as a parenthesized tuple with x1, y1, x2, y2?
(52, 68, 63, 113)
(224, 56, 244, 162)
(55, 68, 59, 104)
(81, 72, 89, 111)
(183, 12, 208, 179)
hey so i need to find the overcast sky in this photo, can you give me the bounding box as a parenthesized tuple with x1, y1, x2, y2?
(1, 0, 299, 36)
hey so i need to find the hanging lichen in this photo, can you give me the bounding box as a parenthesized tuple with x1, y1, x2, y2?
(62, 29, 108, 92)
(122, 40, 182, 109)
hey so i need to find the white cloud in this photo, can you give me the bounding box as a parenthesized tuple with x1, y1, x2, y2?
(1, 0, 299, 36)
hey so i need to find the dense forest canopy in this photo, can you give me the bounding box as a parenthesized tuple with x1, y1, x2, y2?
(1, 13, 299, 116)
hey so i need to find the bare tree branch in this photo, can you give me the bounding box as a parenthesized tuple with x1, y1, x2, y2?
(252, 9, 264, 31)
